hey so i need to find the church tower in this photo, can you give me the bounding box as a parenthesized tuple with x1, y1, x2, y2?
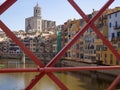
(25, 3, 42, 33)
(34, 3, 41, 17)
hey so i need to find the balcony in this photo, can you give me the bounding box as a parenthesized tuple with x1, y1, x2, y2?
(111, 37, 120, 43)
(114, 26, 120, 30)
(117, 37, 120, 42)
(111, 37, 116, 42)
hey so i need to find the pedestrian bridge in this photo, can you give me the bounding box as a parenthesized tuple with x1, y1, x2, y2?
(0, 0, 120, 90)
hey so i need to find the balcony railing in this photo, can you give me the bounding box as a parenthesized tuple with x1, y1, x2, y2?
(114, 26, 120, 30)
(111, 37, 116, 42)
(116, 37, 120, 41)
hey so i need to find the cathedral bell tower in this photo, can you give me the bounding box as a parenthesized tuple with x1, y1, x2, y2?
(25, 3, 42, 33)
(34, 3, 41, 18)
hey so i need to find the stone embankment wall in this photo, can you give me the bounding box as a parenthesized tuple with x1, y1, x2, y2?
(61, 59, 120, 76)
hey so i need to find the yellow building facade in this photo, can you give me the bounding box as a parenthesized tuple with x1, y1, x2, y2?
(96, 7, 120, 65)
(63, 19, 80, 61)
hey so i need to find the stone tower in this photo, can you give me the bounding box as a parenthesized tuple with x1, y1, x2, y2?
(34, 3, 41, 17)
(25, 3, 42, 32)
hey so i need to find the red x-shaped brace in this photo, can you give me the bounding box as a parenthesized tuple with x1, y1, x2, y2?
(0, 0, 68, 90)
(68, 0, 120, 90)
(69, 0, 120, 63)
(0, 0, 119, 90)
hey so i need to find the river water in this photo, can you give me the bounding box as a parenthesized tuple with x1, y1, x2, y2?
(0, 59, 119, 90)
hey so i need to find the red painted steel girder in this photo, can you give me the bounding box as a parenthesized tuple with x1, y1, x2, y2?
(0, 0, 116, 90)
(0, 0, 45, 68)
(0, 0, 68, 89)
(68, 0, 120, 90)
(108, 75, 120, 90)
(0, 20, 44, 67)
(27, 1, 114, 89)
(0, 66, 120, 73)
(68, 0, 120, 63)
(0, 19, 68, 90)
(25, 73, 68, 90)
(45, 66, 120, 72)
(25, 72, 68, 90)
(0, 0, 16, 15)
(26, 0, 114, 89)
(46, 0, 114, 67)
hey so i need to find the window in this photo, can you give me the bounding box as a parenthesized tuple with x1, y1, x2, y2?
(97, 54, 100, 60)
(109, 22, 112, 28)
(76, 44, 79, 49)
(105, 54, 107, 58)
(104, 21, 107, 26)
(36, 10, 37, 13)
(116, 58, 119, 65)
(103, 46, 107, 51)
(109, 15, 111, 19)
(104, 58, 107, 64)
(115, 21, 118, 28)
(112, 33, 115, 38)
(76, 53, 79, 58)
(110, 54, 113, 64)
(118, 43, 120, 48)
(117, 32, 120, 37)
(80, 54, 83, 59)
(67, 52, 70, 57)
(38, 21, 40, 25)
(115, 13, 117, 17)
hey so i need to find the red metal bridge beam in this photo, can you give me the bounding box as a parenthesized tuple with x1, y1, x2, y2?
(46, 0, 114, 67)
(0, 66, 120, 73)
(68, 0, 120, 63)
(45, 66, 120, 72)
(0, 0, 116, 90)
(26, 73, 69, 90)
(0, 21, 44, 67)
(27, 0, 114, 89)
(0, 21, 68, 90)
(0, 16, 68, 90)
(25, 72, 68, 90)
(68, 0, 120, 90)
(0, 1, 68, 89)
(108, 74, 120, 90)
(0, 0, 16, 15)
(0, 0, 45, 67)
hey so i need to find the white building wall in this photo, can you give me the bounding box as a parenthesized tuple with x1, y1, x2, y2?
(108, 11, 120, 41)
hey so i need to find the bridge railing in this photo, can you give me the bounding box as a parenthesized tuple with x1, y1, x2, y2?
(0, 0, 120, 90)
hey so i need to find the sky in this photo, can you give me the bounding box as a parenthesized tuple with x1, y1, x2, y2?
(0, 0, 120, 31)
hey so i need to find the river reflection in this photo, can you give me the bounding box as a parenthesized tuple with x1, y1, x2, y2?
(0, 72, 86, 90)
(0, 59, 119, 90)
(0, 72, 89, 90)
(0, 70, 115, 90)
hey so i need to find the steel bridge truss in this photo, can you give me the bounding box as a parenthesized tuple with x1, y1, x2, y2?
(0, 0, 120, 90)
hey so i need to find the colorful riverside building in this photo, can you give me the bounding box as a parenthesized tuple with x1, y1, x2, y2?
(95, 9, 111, 65)
(83, 14, 96, 63)
(103, 7, 120, 65)
(86, 7, 120, 65)
(87, 7, 120, 65)
(62, 19, 80, 61)
(62, 7, 120, 66)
